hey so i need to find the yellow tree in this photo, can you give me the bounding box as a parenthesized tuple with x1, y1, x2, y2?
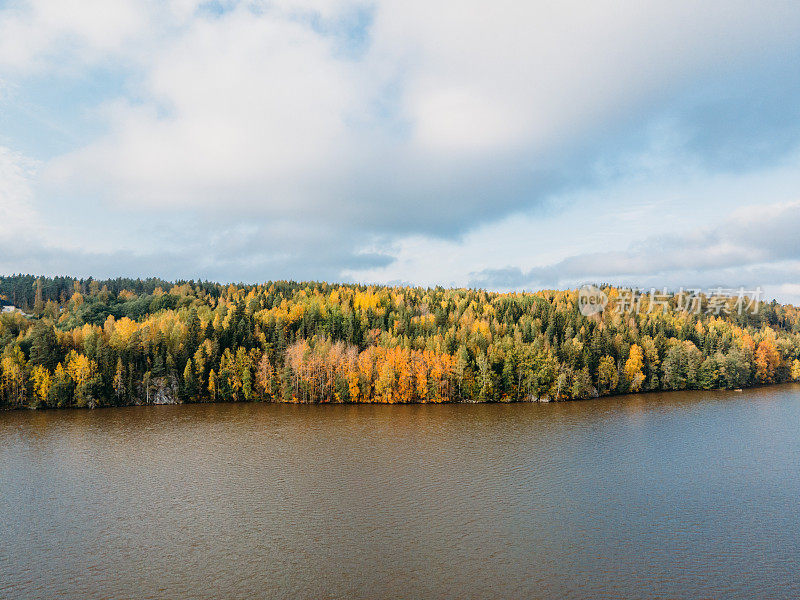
(347, 366, 361, 402)
(414, 354, 429, 401)
(31, 365, 52, 408)
(395, 348, 414, 403)
(208, 369, 217, 401)
(792, 359, 800, 382)
(625, 344, 645, 392)
(67, 352, 97, 407)
(598, 355, 619, 394)
(755, 339, 781, 383)
(109, 317, 138, 351)
(375, 350, 396, 403)
(255, 353, 275, 401)
(1, 347, 26, 406)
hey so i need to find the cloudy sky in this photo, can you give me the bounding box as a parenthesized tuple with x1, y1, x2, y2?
(1, 1, 800, 301)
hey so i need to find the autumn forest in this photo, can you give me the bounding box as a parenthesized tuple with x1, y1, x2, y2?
(1, 274, 799, 409)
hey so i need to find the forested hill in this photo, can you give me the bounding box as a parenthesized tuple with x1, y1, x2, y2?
(1, 274, 799, 409)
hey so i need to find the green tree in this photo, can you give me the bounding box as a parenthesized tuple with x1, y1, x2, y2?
(183, 358, 197, 400)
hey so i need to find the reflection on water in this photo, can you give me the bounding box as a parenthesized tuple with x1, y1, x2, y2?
(2, 385, 800, 599)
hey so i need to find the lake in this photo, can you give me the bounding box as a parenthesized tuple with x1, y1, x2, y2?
(2, 385, 800, 599)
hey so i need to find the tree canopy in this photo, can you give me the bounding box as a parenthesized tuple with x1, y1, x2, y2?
(1, 275, 798, 408)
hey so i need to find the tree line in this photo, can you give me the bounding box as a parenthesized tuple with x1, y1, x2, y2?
(1, 275, 799, 408)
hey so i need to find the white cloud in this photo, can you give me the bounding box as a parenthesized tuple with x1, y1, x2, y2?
(371, 0, 800, 155)
(0, 0, 151, 71)
(46, 6, 363, 211)
(36, 1, 800, 216)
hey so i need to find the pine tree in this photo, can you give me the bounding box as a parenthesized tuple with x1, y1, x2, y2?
(183, 358, 197, 400)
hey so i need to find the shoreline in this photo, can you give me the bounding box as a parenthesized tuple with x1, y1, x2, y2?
(4, 381, 797, 413)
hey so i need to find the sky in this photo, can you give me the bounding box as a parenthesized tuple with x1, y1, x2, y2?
(1, 0, 800, 302)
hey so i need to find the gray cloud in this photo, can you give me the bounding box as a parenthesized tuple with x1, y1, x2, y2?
(3, 2, 800, 284)
(0, 212, 394, 283)
(470, 202, 800, 292)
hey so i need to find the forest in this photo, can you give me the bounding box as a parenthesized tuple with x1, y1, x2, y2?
(1, 274, 799, 409)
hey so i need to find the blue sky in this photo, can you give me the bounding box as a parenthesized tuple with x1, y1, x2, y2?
(1, 1, 800, 302)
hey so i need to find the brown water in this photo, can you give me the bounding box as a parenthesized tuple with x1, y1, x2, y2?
(2, 385, 800, 599)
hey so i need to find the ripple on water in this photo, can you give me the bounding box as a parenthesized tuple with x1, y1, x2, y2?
(2, 385, 800, 599)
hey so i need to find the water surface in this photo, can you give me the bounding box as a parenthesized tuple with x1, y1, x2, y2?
(2, 386, 800, 599)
